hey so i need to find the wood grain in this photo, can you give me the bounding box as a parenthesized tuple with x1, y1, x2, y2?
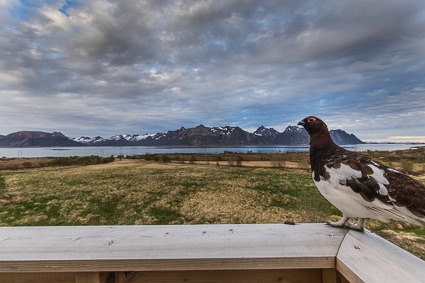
(115, 269, 322, 283)
(322, 268, 337, 283)
(75, 272, 100, 283)
(336, 229, 425, 283)
(0, 272, 75, 283)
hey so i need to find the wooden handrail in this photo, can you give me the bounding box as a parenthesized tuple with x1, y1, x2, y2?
(337, 229, 425, 283)
(0, 223, 423, 283)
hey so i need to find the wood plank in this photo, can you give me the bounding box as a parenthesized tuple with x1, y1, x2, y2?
(75, 272, 100, 283)
(336, 230, 425, 283)
(0, 272, 75, 283)
(0, 224, 345, 272)
(0, 257, 335, 273)
(336, 272, 350, 283)
(115, 269, 322, 283)
(322, 269, 337, 283)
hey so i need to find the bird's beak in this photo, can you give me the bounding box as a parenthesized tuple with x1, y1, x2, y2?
(297, 120, 305, 126)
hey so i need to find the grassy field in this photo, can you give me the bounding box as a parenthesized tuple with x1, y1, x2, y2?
(0, 150, 424, 259)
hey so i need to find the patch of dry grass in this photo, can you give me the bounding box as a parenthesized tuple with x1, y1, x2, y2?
(377, 230, 425, 259)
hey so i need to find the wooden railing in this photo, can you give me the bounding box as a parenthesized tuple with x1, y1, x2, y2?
(0, 223, 424, 283)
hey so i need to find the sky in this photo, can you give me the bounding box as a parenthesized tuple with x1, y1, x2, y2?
(1, 0, 425, 142)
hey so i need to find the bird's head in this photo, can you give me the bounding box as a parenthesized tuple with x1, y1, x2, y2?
(297, 116, 327, 135)
(298, 116, 342, 153)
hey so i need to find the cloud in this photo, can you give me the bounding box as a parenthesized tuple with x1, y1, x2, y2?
(0, 0, 425, 141)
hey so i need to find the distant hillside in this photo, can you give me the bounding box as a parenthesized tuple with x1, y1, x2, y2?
(0, 131, 82, 147)
(0, 125, 364, 148)
(330, 129, 363, 145)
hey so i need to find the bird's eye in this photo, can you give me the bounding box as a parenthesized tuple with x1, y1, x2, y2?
(307, 117, 316, 122)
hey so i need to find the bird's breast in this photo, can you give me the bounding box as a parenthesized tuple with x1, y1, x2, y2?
(312, 164, 393, 219)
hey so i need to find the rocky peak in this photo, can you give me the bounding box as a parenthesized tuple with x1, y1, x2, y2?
(254, 125, 279, 137)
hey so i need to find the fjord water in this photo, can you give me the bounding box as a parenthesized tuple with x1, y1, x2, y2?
(0, 144, 419, 158)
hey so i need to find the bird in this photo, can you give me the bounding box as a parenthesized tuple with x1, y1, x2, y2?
(298, 115, 425, 231)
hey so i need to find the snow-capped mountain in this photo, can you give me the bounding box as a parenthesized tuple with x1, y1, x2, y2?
(72, 125, 363, 147)
(0, 125, 364, 148)
(74, 136, 106, 144)
(274, 126, 310, 145)
(254, 125, 279, 137)
(74, 133, 164, 146)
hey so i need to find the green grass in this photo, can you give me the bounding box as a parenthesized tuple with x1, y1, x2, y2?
(148, 207, 184, 224)
(403, 227, 425, 236)
(0, 161, 326, 226)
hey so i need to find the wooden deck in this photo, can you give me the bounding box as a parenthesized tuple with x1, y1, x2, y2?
(0, 223, 424, 283)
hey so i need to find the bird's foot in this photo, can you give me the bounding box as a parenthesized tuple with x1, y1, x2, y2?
(326, 215, 351, 229)
(345, 223, 364, 231)
(326, 220, 352, 229)
(345, 218, 365, 232)
(326, 218, 365, 232)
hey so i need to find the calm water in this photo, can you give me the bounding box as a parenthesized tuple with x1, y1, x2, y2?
(0, 144, 421, 158)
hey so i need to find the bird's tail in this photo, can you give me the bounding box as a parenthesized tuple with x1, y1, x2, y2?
(398, 209, 425, 227)
(375, 205, 425, 227)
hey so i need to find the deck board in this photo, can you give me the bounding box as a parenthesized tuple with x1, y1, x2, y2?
(337, 229, 425, 283)
(0, 223, 345, 272)
(1, 223, 424, 283)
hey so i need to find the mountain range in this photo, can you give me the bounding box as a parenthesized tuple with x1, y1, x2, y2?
(0, 125, 363, 147)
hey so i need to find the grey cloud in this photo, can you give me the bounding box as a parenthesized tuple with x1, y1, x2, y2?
(0, 0, 425, 140)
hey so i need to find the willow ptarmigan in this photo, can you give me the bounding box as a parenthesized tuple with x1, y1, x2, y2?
(298, 116, 425, 231)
